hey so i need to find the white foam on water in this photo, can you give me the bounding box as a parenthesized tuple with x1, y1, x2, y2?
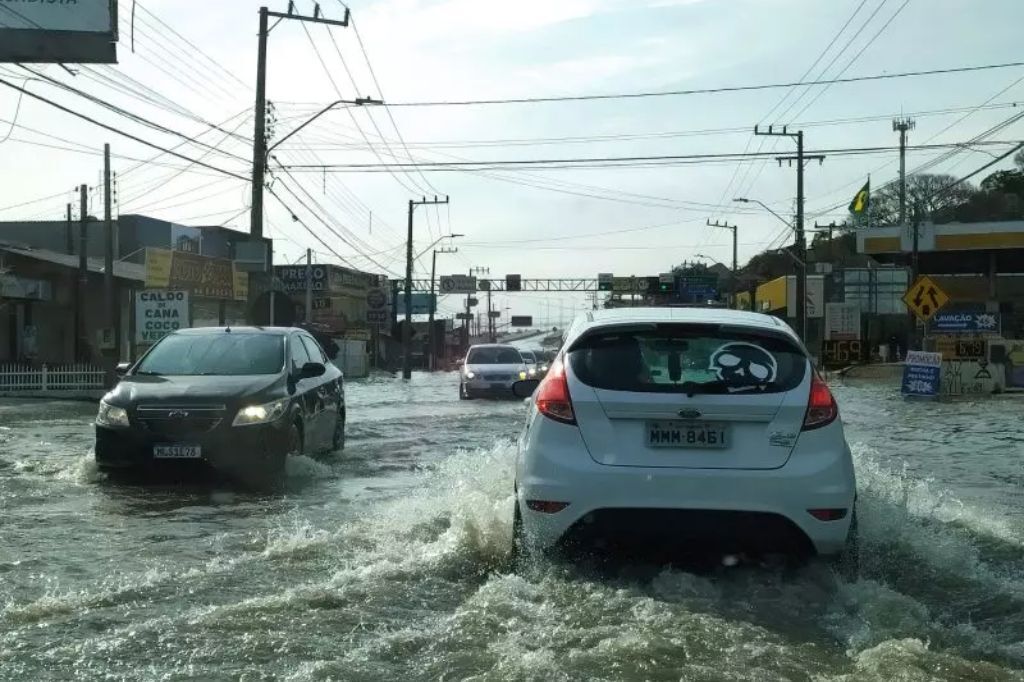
(853, 442, 1023, 548)
(285, 454, 335, 480)
(852, 443, 1024, 596)
(9, 451, 104, 485)
(818, 637, 1024, 682)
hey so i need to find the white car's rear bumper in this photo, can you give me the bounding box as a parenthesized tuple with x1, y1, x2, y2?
(515, 414, 856, 557)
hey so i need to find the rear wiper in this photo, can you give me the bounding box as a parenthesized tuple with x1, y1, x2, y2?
(679, 380, 729, 397)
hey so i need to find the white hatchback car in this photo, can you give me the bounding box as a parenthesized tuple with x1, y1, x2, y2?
(513, 307, 857, 566)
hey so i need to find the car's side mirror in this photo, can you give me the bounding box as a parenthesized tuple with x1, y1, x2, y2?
(299, 361, 326, 379)
(115, 362, 131, 376)
(512, 379, 540, 398)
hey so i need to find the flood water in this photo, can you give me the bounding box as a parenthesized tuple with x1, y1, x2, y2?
(1, 372, 1023, 680)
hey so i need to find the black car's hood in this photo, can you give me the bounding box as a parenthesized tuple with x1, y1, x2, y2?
(107, 374, 284, 406)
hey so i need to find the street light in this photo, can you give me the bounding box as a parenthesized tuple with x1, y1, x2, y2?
(427, 234, 465, 371)
(417, 233, 464, 261)
(267, 97, 384, 155)
(733, 197, 794, 231)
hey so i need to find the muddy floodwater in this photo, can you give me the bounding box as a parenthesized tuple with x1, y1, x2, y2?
(2, 373, 1023, 680)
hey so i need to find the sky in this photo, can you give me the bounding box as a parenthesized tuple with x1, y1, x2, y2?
(1, 0, 1024, 325)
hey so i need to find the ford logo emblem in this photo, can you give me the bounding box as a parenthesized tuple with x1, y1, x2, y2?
(168, 410, 190, 419)
(678, 409, 701, 419)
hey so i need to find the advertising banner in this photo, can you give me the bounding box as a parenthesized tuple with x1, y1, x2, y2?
(901, 350, 942, 398)
(136, 290, 188, 345)
(927, 311, 1001, 335)
(825, 302, 861, 341)
(0, 0, 118, 63)
(145, 248, 246, 301)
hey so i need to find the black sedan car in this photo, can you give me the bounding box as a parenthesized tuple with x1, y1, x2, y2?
(95, 327, 345, 485)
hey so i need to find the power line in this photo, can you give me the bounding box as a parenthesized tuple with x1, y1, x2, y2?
(17, 66, 251, 164)
(276, 140, 1021, 172)
(382, 60, 1024, 107)
(0, 76, 249, 181)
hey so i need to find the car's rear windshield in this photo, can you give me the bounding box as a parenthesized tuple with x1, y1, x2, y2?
(467, 347, 522, 365)
(568, 325, 807, 394)
(136, 334, 285, 376)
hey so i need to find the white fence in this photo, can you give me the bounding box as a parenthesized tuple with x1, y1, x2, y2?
(0, 364, 107, 393)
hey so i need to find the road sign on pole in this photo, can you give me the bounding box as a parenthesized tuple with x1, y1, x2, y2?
(439, 275, 477, 294)
(903, 275, 950, 323)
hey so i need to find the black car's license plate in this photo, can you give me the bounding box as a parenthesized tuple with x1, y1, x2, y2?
(153, 445, 202, 459)
(646, 421, 728, 449)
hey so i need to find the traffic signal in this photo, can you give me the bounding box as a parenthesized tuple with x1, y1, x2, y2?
(506, 274, 522, 292)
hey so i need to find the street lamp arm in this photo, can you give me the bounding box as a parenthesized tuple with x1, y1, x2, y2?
(267, 97, 383, 154)
(734, 197, 793, 232)
(416, 233, 464, 260)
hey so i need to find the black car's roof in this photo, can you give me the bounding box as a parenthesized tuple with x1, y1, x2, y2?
(172, 327, 296, 336)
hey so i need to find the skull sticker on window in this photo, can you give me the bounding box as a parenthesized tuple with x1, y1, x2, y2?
(709, 342, 778, 391)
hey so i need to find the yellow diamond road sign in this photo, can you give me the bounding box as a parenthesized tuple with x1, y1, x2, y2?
(903, 275, 950, 322)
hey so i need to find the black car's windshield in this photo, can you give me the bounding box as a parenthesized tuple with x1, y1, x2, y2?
(136, 334, 285, 376)
(521, 351, 537, 363)
(467, 347, 522, 365)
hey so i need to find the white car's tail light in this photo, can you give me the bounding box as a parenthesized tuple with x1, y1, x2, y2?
(803, 372, 838, 431)
(534, 354, 576, 425)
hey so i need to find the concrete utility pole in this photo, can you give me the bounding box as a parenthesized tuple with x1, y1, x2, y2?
(76, 184, 88, 362)
(65, 203, 73, 255)
(403, 196, 450, 379)
(706, 219, 738, 304)
(428, 245, 459, 370)
(104, 143, 119, 368)
(893, 118, 915, 227)
(755, 126, 824, 342)
(304, 248, 313, 324)
(251, 3, 350, 238)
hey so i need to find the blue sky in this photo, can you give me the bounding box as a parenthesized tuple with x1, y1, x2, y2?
(2, 0, 1023, 323)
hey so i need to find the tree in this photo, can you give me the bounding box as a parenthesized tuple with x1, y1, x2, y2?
(869, 173, 978, 225)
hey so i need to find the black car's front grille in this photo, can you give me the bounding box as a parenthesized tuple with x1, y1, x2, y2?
(482, 373, 512, 381)
(135, 405, 226, 439)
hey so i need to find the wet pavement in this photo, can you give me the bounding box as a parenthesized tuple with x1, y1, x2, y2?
(1, 372, 1023, 680)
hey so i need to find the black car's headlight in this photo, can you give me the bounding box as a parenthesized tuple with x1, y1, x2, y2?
(96, 400, 129, 428)
(232, 398, 288, 427)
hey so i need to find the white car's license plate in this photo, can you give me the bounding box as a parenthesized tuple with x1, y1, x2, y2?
(646, 421, 728, 449)
(153, 445, 202, 459)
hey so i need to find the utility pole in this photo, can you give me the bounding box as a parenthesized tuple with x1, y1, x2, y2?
(104, 143, 119, 369)
(65, 203, 73, 255)
(893, 117, 915, 227)
(706, 219, 738, 305)
(305, 248, 313, 323)
(76, 184, 88, 362)
(251, 3, 350, 238)
(428, 246, 458, 371)
(403, 195, 450, 379)
(755, 125, 825, 343)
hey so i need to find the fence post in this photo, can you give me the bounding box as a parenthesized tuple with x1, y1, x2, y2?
(41, 364, 48, 392)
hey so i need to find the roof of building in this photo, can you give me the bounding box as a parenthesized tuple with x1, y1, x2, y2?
(0, 242, 146, 281)
(859, 220, 1024, 255)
